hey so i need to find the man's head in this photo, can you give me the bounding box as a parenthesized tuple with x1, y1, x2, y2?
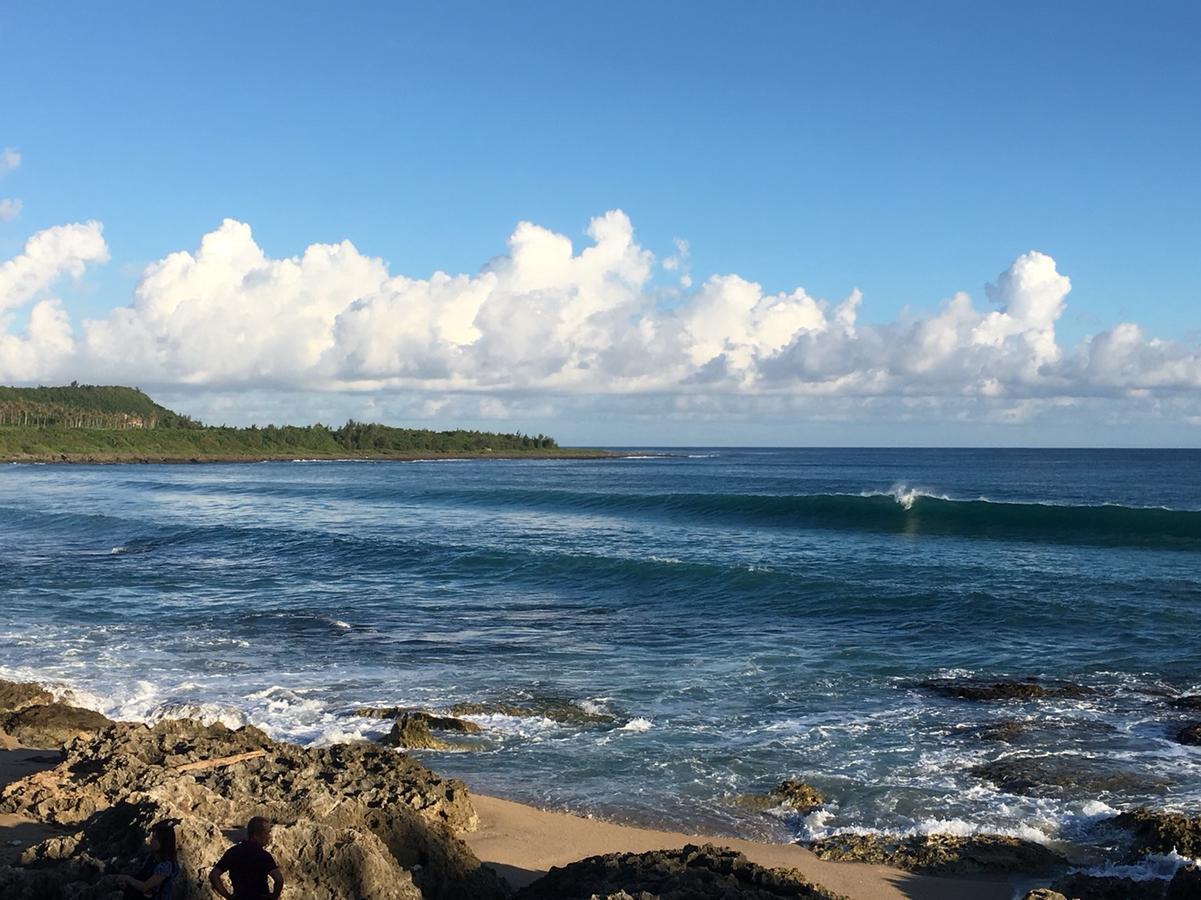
(247, 816, 273, 847)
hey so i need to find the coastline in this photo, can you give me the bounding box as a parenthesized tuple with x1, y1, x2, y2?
(0, 739, 1032, 900)
(0, 448, 621, 464)
(0, 677, 1074, 900)
(463, 792, 1031, 899)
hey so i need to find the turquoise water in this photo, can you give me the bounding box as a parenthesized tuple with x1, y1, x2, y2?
(1, 449, 1198, 849)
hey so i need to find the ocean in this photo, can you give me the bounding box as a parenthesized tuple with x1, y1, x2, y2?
(1, 448, 1198, 855)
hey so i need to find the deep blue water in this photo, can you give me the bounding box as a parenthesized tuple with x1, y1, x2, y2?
(1, 449, 1198, 849)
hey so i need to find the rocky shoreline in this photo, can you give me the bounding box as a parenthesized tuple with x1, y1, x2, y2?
(0, 677, 1198, 899)
(0, 680, 847, 899)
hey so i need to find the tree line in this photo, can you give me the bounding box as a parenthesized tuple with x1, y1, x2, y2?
(0, 385, 560, 453)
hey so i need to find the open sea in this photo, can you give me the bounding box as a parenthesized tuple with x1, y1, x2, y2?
(1, 448, 1199, 857)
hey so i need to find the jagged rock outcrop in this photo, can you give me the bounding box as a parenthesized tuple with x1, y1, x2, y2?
(379, 713, 482, 751)
(0, 718, 507, 900)
(970, 755, 1172, 797)
(1107, 808, 1201, 858)
(1042, 872, 1168, 900)
(515, 843, 845, 899)
(807, 832, 1067, 876)
(920, 678, 1093, 702)
(0, 679, 113, 749)
(0, 703, 114, 749)
(355, 708, 483, 733)
(451, 697, 619, 726)
(0, 680, 53, 713)
(1023, 869, 1201, 898)
(735, 779, 825, 813)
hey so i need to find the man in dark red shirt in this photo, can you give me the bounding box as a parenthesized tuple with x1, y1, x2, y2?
(209, 817, 284, 900)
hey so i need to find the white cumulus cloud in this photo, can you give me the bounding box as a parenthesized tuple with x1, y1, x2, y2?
(0, 221, 109, 313)
(1, 210, 1199, 431)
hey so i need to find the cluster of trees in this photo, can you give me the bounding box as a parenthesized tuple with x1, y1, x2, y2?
(0, 384, 564, 457)
(0, 384, 199, 429)
(333, 421, 556, 452)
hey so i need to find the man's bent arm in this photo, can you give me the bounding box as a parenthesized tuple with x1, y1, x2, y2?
(209, 866, 234, 900)
(269, 866, 284, 899)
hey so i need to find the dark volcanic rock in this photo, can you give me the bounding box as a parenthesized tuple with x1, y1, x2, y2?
(735, 779, 825, 814)
(0, 703, 112, 748)
(1176, 723, 1201, 746)
(970, 755, 1171, 797)
(920, 678, 1093, 702)
(516, 843, 844, 899)
(807, 832, 1068, 876)
(451, 696, 618, 726)
(1172, 696, 1201, 712)
(1048, 873, 1167, 900)
(1169, 865, 1201, 899)
(355, 708, 483, 733)
(1108, 808, 1201, 858)
(967, 718, 1117, 745)
(975, 721, 1031, 742)
(0, 680, 53, 713)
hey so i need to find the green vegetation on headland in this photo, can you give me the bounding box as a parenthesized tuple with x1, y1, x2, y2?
(0, 384, 607, 462)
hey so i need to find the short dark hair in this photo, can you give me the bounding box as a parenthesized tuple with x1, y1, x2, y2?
(152, 822, 178, 863)
(247, 817, 271, 839)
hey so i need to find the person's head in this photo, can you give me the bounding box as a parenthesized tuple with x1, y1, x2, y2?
(150, 822, 178, 863)
(247, 816, 272, 848)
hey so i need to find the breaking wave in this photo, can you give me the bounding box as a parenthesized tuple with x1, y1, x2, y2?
(412, 486, 1201, 549)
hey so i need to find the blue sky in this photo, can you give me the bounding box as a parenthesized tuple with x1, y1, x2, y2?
(1, 2, 1200, 445)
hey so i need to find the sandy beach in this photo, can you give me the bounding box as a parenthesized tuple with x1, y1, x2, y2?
(465, 793, 1031, 899)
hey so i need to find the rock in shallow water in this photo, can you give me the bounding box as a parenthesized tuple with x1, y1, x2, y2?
(735, 779, 825, 814)
(451, 697, 619, 726)
(1107, 808, 1201, 858)
(379, 713, 483, 750)
(1050, 874, 1161, 899)
(515, 843, 844, 899)
(356, 708, 483, 733)
(970, 755, 1172, 797)
(920, 678, 1094, 702)
(967, 718, 1117, 745)
(1176, 723, 1201, 746)
(807, 832, 1068, 876)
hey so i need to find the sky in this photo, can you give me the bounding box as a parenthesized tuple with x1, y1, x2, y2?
(1, 1, 1199, 446)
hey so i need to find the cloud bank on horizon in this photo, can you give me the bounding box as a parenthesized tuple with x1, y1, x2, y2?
(1, 209, 1199, 429)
